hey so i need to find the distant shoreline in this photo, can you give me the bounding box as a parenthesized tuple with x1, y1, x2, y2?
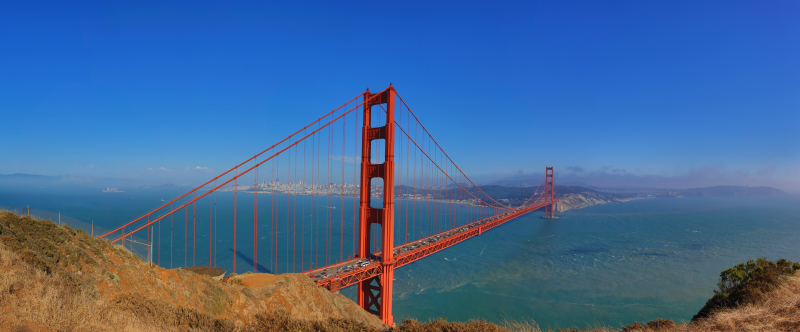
(557, 195, 650, 213)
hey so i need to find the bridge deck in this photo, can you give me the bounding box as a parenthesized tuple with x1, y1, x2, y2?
(305, 200, 556, 291)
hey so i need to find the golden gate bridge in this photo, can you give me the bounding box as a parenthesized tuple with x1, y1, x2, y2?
(99, 85, 558, 325)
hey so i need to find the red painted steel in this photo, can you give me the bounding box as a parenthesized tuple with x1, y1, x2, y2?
(357, 85, 396, 325)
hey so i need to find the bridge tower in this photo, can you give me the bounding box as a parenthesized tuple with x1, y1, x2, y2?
(357, 85, 396, 325)
(544, 167, 556, 218)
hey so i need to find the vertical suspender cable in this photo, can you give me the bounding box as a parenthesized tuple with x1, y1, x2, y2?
(254, 160, 258, 273)
(209, 194, 212, 265)
(214, 182, 217, 267)
(413, 120, 416, 242)
(234, 168, 238, 273)
(405, 105, 409, 245)
(317, 124, 321, 267)
(170, 203, 173, 269)
(193, 192, 196, 266)
(353, 107, 357, 259)
(272, 157, 276, 273)
(302, 129, 306, 271)
(326, 120, 331, 266)
(341, 114, 345, 263)
(184, 206, 187, 267)
(286, 147, 290, 273)
(158, 211, 161, 266)
(310, 131, 315, 270)
(294, 143, 298, 272)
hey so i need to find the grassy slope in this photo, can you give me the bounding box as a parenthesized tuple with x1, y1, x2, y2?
(0, 211, 384, 331)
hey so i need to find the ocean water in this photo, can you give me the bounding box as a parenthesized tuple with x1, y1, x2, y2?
(2, 186, 799, 329)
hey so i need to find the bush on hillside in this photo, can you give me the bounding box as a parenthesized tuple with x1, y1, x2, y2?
(693, 257, 800, 320)
(246, 310, 382, 332)
(397, 318, 504, 332)
(621, 318, 676, 331)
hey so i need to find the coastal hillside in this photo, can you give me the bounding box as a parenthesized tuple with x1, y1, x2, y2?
(553, 185, 787, 211)
(471, 185, 623, 207)
(556, 191, 622, 212)
(0, 210, 384, 331)
(594, 185, 787, 198)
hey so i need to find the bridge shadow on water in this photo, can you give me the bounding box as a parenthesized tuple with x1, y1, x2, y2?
(225, 248, 273, 273)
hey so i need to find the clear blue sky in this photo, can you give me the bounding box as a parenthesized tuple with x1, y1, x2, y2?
(1, 1, 798, 190)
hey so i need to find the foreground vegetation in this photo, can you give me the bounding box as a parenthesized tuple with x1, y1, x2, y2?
(1, 210, 798, 331)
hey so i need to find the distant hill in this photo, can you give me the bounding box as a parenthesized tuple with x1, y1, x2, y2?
(471, 185, 619, 206)
(0, 173, 59, 180)
(592, 185, 787, 198)
(487, 178, 542, 187)
(476, 183, 787, 207)
(678, 186, 786, 197)
(0, 173, 150, 188)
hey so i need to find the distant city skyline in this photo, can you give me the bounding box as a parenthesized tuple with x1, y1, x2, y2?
(1, 1, 798, 191)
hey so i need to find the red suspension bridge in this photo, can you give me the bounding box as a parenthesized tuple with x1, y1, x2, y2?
(99, 85, 558, 326)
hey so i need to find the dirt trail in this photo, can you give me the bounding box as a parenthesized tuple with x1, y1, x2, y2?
(237, 273, 283, 288)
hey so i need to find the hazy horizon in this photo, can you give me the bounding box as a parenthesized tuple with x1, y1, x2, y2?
(1, 1, 798, 193)
(1, 171, 796, 194)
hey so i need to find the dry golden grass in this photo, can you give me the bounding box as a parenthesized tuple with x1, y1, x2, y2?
(0, 211, 382, 331)
(396, 318, 506, 332)
(0, 237, 174, 331)
(244, 310, 383, 332)
(688, 271, 800, 332)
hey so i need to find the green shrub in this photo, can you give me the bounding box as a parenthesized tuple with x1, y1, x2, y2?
(693, 257, 800, 320)
(62, 224, 76, 236)
(201, 279, 232, 314)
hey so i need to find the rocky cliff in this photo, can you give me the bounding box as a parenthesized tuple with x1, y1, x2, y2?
(556, 192, 621, 212)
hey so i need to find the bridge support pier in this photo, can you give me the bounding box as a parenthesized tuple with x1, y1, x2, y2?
(356, 85, 396, 326)
(358, 276, 382, 316)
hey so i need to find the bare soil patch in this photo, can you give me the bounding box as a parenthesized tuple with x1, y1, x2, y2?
(182, 266, 226, 280)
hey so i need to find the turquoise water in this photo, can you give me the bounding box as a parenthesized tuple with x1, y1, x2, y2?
(2, 186, 799, 329)
(351, 195, 800, 328)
